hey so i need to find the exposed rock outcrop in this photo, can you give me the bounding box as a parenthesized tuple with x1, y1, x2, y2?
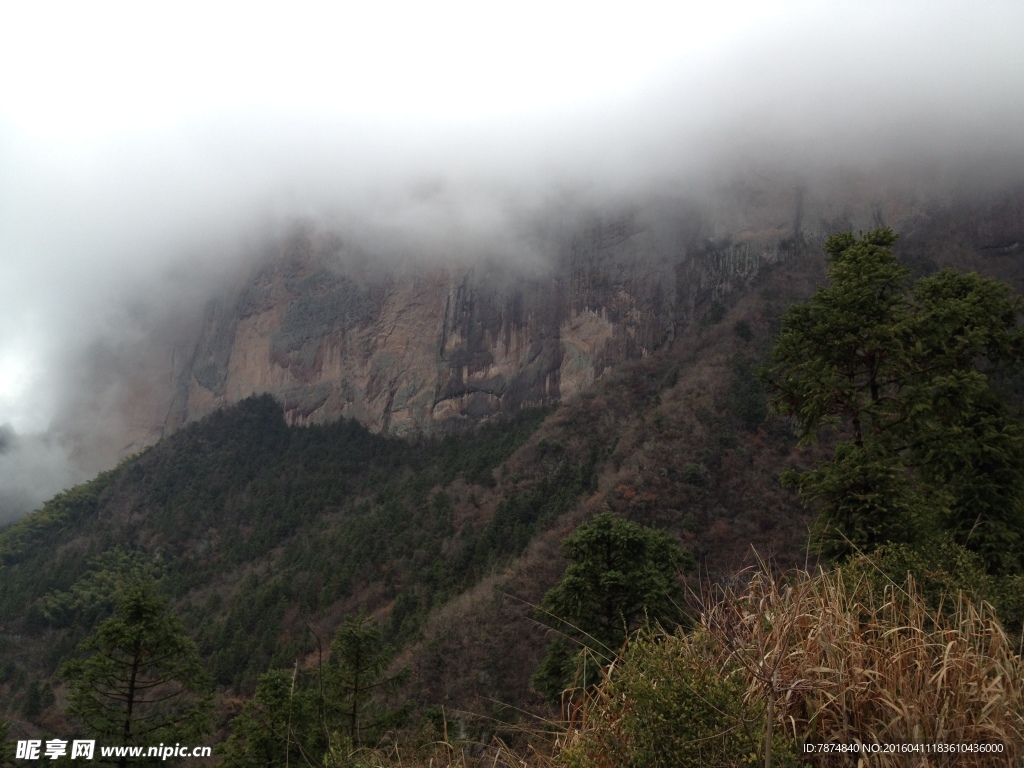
(168, 216, 687, 434)
(151, 170, 1024, 437)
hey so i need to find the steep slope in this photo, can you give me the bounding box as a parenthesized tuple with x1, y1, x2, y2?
(160, 176, 806, 436)
(0, 277, 812, 735)
(3, 174, 1024, 741)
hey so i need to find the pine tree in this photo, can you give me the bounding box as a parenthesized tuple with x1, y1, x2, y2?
(220, 665, 322, 768)
(325, 612, 409, 747)
(532, 512, 692, 702)
(221, 612, 408, 767)
(764, 228, 1024, 571)
(62, 582, 211, 767)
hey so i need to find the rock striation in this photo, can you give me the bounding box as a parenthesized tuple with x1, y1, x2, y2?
(168, 216, 691, 434)
(157, 170, 1024, 436)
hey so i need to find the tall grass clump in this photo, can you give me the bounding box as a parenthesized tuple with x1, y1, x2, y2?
(556, 629, 803, 768)
(557, 564, 1024, 768)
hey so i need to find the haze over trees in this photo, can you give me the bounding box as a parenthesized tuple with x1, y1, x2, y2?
(1, 1, 1023, 764)
(3, 221, 1024, 764)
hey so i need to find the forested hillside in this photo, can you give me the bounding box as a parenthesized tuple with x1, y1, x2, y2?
(0, 241, 811, 737)
(3, 210, 1024, 765)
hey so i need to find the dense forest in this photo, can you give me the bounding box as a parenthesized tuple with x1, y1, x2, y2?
(3, 227, 1024, 766)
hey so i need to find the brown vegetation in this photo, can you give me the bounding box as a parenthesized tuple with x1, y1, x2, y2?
(560, 563, 1024, 767)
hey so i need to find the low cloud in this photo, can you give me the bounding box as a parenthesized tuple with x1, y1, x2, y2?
(0, 424, 85, 524)
(1, 1, 1023, 519)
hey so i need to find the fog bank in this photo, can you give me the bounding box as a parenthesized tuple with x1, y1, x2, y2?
(1, 0, 1023, 519)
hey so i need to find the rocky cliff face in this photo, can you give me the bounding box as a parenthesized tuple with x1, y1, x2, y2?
(158, 170, 1024, 436)
(168, 216, 689, 434)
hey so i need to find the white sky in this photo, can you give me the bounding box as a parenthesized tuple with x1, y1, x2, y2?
(2, 1, 771, 138)
(1, 0, 1024, 438)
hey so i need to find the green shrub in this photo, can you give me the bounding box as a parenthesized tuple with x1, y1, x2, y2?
(841, 539, 1024, 637)
(558, 632, 802, 768)
(682, 464, 705, 487)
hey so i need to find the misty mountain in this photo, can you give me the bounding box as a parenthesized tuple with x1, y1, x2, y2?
(0, 425, 85, 525)
(5, 162, 1023, 526)
(2, 176, 1023, 737)
(135, 167, 1024, 443)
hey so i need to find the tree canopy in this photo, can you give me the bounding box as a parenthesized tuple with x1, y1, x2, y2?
(533, 512, 692, 702)
(221, 612, 408, 768)
(62, 582, 211, 767)
(764, 228, 1024, 572)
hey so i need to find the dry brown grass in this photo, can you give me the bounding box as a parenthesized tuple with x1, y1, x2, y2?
(699, 565, 1024, 766)
(343, 564, 1024, 768)
(324, 734, 554, 768)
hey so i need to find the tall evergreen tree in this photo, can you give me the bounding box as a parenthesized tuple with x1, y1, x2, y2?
(62, 582, 211, 767)
(533, 512, 692, 702)
(325, 612, 409, 747)
(764, 228, 1024, 571)
(221, 612, 407, 767)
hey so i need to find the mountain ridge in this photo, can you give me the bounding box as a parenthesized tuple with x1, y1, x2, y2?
(3, 168, 1024, 741)
(154, 170, 1024, 442)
